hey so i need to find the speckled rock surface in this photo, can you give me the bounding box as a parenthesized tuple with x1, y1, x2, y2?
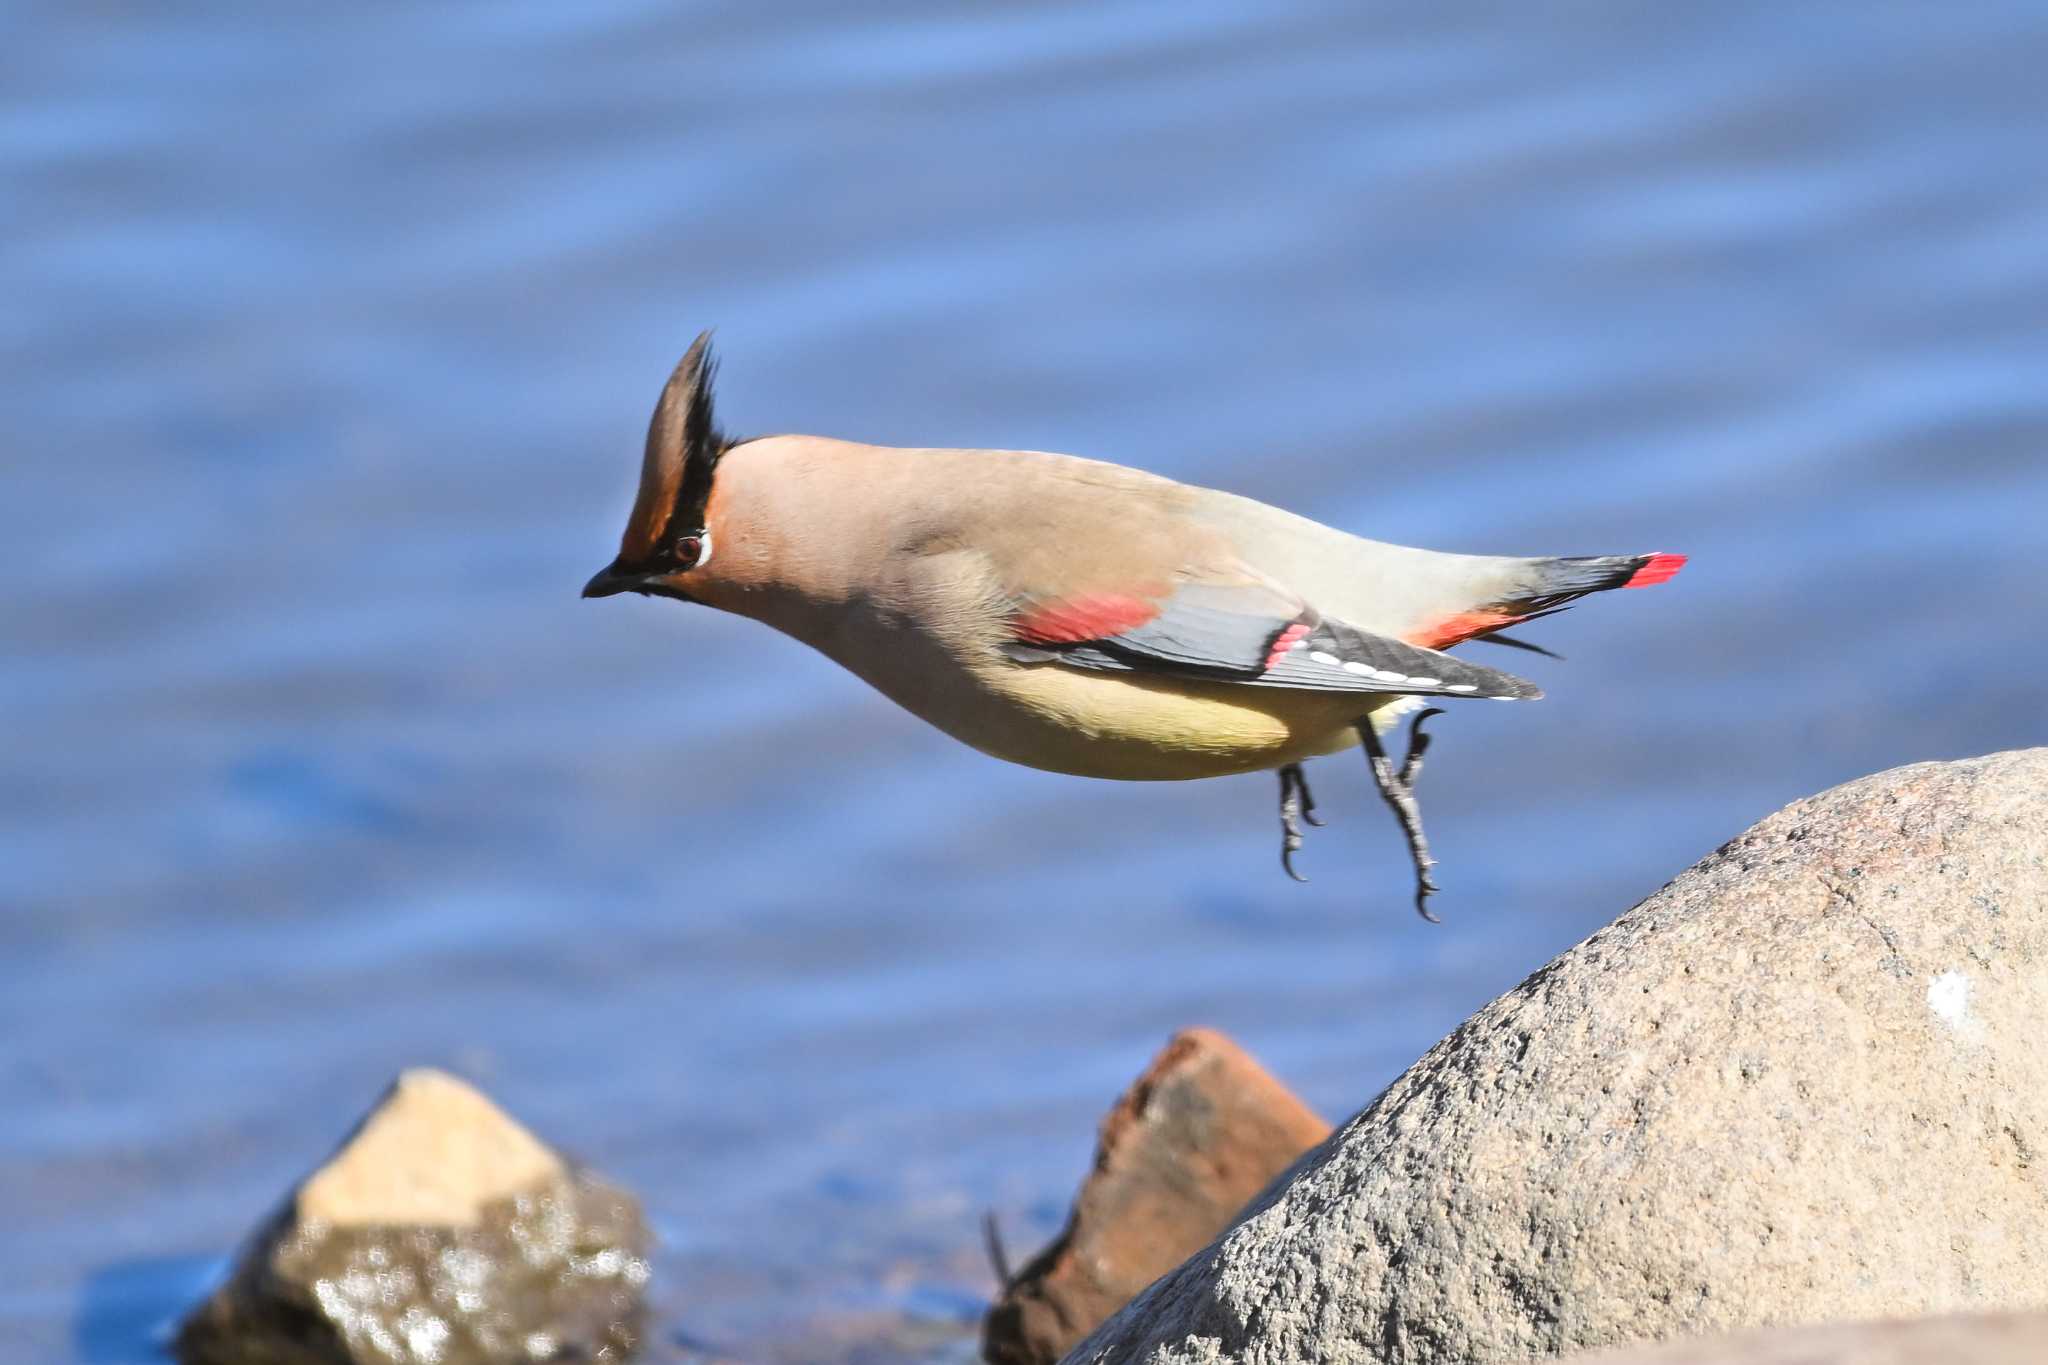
(984, 1029, 1330, 1365)
(1068, 750, 2048, 1365)
(1553, 1310, 2048, 1364)
(176, 1069, 649, 1364)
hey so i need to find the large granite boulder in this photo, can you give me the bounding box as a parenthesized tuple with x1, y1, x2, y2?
(176, 1069, 650, 1364)
(985, 1029, 1330, 1364)
(1070, 750, 2048, 1364)
(1554, 1310, 2048, 1364)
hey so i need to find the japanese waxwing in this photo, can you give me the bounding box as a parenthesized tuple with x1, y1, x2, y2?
(583, 333, 1686, 919)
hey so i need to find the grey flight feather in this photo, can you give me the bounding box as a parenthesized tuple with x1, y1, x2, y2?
(1004, 583, 1541, 702)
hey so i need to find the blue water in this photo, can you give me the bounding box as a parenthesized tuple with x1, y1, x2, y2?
(7, 3, 2048, 1360)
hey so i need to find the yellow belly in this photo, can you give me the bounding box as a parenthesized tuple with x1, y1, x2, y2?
(941, 661, 1396, 781)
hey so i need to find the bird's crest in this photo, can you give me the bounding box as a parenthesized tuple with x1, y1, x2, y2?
(619, 330, 729, 562)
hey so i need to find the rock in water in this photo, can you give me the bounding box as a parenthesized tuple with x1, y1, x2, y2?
(176, 1069, 650, 1365)
(1070, 750, 2048, 1365)
(985, 1029, 1330, 1365)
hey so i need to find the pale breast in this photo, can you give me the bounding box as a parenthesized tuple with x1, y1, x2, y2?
(968, 660, 1372, 780)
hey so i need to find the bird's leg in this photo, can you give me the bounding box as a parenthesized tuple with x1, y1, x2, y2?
(1358, 708, 1446, 922)
(1276, 762, 1325, 883)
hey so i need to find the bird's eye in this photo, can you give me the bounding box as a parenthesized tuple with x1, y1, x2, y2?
(673, 534, 703, 567)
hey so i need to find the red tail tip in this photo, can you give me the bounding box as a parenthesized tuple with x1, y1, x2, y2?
(1623, 552, 1687, 588)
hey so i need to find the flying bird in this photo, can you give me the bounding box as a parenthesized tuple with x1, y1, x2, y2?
(583, 334, 1685, 919)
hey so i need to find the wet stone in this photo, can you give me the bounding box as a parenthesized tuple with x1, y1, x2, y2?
(175, 1069, 650, 1365)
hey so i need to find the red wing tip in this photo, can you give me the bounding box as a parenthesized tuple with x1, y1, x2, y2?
(1623, 552, 1687, 588)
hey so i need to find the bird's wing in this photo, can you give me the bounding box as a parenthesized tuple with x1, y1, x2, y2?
(1002, 573, 1541, 701)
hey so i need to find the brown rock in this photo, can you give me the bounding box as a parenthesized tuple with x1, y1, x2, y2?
(1071, 750, 2048, 1364)
(1554, 1310, 2048, 1364)
(984, 1028, 1330, 1365)
(176, 1069, 650, 1365)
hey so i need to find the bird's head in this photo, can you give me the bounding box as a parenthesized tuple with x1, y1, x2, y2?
(582, 330, 731, 605)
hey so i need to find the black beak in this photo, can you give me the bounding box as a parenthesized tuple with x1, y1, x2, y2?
(581, 562, 641, 599)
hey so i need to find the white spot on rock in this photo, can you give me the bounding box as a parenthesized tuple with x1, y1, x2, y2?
(399, 1307, 450, 1364)
(1927, 970, 1983, 1042)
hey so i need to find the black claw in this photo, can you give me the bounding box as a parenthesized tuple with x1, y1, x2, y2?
(1400, 707, 1444, 786)
(1277, 763, 1320, 883)
(1281, 845, 1308, 883)
(1360, 716, 1445, 921)
(1413, 865, 1443, 923)
(1292, 763, 1326, 828)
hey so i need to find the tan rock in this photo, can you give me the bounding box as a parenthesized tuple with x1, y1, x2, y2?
(176, 1069, 649, 1365)
(1554, 1310, 2048, 1364)
(986, 1028, 1330, 1365)
(1069, 750, 2048, 1364)
(297, 1069, 563, 1228)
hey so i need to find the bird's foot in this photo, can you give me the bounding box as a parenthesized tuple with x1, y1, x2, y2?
(1359, 708, 1446, 922)
(1276, 762, 1325, 882)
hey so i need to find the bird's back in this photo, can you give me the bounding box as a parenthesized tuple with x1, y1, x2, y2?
(711, 435, 1533, 641)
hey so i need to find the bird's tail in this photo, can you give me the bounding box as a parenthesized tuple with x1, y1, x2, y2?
(1415, 552, 1686, 650)
(1521, 551, 1687, 605)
